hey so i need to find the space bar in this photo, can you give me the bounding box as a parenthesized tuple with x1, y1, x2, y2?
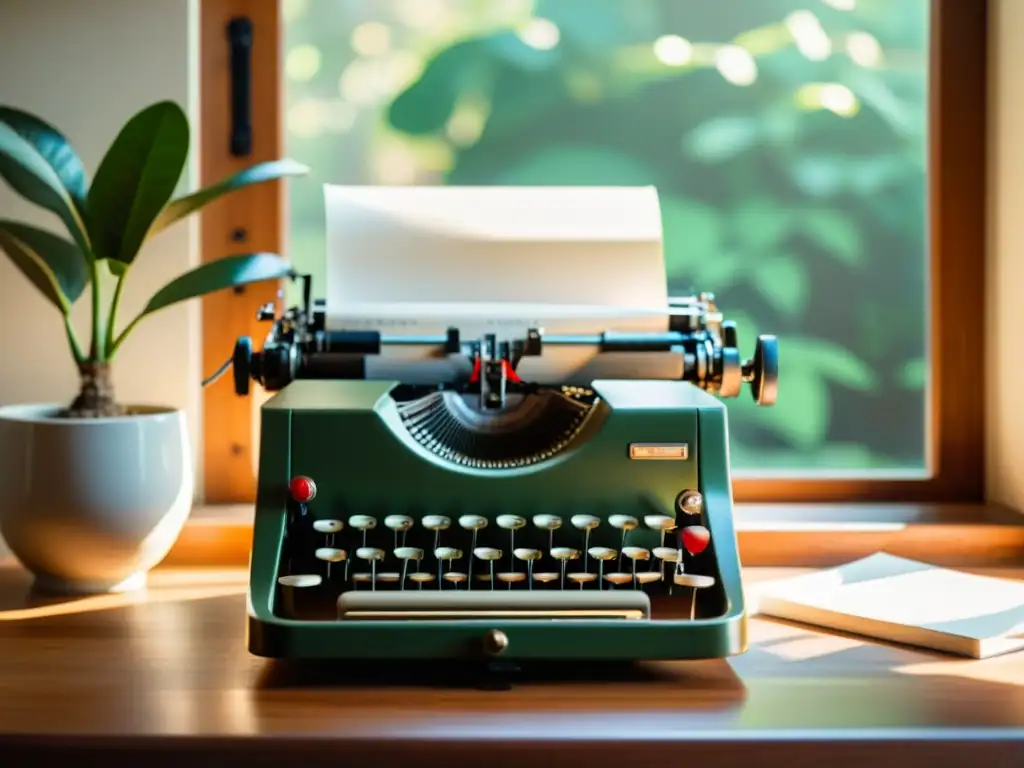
(336, 590, 651, 620)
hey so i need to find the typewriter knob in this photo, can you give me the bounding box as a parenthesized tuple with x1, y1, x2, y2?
(722, 321, 739, 349)
(743, 335, 779, 406)
(233, 336, 253, 396)
(289, 475, 317, 503)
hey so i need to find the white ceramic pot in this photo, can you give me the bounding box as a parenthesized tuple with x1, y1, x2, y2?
(0, 404, 193, 594)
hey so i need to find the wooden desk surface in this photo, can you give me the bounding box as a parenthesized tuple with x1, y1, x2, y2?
(0, 566, 1022, 767)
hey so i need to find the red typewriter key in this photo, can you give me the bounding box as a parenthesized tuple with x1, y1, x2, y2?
(680, 525, 710, 555)
(289, 475, 317, 503)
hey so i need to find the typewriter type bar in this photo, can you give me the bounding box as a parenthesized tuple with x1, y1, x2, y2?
(337, 590, 651, 621)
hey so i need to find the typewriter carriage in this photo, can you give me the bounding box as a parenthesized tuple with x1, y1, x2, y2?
(237, 275, 777, 662)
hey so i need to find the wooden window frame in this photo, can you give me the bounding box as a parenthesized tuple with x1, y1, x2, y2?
(198, 0, 986, 505)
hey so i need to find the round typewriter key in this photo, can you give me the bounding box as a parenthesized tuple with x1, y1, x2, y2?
(314, 547, 346, 580)
(567, 572, 597, 589)
(571, 514, 600, 570)
(622, 546, 650, 588)
(422, 515, 451, 551)
(277, 574, 322, 618)
(673, 573, 716, 620)
(604, 573, 633, 587)
(394, 547, 423, 589)
(644, 515, 676, 568)
(313, 519, 344, 548)
(289, 476, 317, 504)
(384, 515, 414, 548)
(653, 546, 680, 562)
(496, 572, 526, 585)
(533, 514, 562, 552)
(534, 572, 559, 585)
(474, 547, 503, 590)
(514, 548, 543, 589)
(434, 547, 463, 588)
(356, 547, 385, 591)
(443, 572, 468, 588)
(609, 515, 639, 570)
(351, 573, 373, 589)
(677, 491, 703, 516)
(588, 546, 617, 589)
(635, 571, 662, 585)
(409, 572, 435, 589)
(348, 515, 378, 550)
(680, 525, 711, 556)
(460, 516, 488, 586)
(551, 547, 580, 590)
(496, 515, 526, 575)
(377, 572, 400, 585)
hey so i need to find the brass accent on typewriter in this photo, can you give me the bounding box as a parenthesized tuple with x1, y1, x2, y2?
(336, 591, 650, 620)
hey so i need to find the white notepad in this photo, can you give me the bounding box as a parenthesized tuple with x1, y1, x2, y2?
(751, 553, 1024, 659)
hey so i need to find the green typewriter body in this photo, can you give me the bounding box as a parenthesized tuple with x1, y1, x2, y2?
(235, 285, 778, 663)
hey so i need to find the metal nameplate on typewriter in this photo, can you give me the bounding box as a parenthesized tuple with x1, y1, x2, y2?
(628, 442, 689, 460)
(337, 591, 651, 621)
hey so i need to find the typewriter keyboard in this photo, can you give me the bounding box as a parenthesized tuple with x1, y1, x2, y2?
(277, 477, 719, 622)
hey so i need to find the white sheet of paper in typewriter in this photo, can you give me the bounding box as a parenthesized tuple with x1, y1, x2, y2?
(322, 185, 679, 383)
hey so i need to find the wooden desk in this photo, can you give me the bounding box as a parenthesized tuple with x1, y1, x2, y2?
(0, 566, 1022, 767)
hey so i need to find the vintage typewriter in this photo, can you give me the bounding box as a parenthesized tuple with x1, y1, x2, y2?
(231, 185, 778, 663)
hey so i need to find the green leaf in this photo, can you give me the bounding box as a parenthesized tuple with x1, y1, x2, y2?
(753, 254, 809, 319)
(141, 253, 294, 317)
(0, 106, 88, 214)
(756, 369, 830, 450)
(684, 117, 761, 162)
(0, 221, 89, 312)
(0, 123, 90, 255)
(798, 209, 862, 266)
(87, 101, 189, 266)
(730, 198, 794, 251)
(149, 159, 309, 237)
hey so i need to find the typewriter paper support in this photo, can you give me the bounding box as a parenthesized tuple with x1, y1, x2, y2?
(235, 186, 778, 662)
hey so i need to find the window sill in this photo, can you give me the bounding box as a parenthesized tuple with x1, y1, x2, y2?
(164, 502, 1024, 568)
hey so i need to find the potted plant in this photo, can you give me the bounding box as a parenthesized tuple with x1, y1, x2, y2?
(0, 100, 306, 594)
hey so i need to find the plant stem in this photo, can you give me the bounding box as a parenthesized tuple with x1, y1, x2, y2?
(105, 271, 127, 354)
(89, 259, 107, 361)
(108, 313, 143, 359)
(64, 315, 85, 364)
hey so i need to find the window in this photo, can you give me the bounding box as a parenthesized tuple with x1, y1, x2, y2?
(199, 0, 985, 504)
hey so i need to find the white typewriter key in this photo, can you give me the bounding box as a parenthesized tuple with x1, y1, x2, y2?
(588, 546, 618, 589)
(653, 546, 680, 562)
(422, 515, 452, 551)
(567, 572, 598, 589)
(313, 519, 344, 546)
(533, 572, 559, 585)
(622, 546, 651, 587)
(571, 514, 601, 569)
(384, 514, 414, 548)
(443, 572, 468, 588)
(348, 515, 378, 549)
(278, 574, 322, 588)
(474, 547, 503, 590)
(604, 573, 633, 587)
(635, 571, 662, 585)
(352, 573, 373, 588)
(550, 547, 580, 590)
(496, 572, 526, 585)
(394, 546, 424, 589)
(356, 547, 385, 591)
(376, 572, 400, 584)
(532, 514, 562, 551)
(314, 547, 346, 580)
(514, 548, 543, 589)
(277, 575, 321, 617)
(609, 515, 639, 570)
(409, 572, 435, 589)
(673, 573, 716, 619)
(644, 515, 676, 567)
(434, 547, 463, 588)
(459, 515, 489, 586)
(496, 515, 526, 574)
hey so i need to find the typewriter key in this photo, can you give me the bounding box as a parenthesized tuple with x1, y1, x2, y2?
(422, 515, 452, 551)
(277, 574, 322, 618)
(567, 572, 597, 589)
(588, 547, 617, 589)
(313, 519, 344, 547)
(434, 547, 463, 588)
(443, 572, 468, 588)
(356, 547, 385, 591)
(550, 547, 580, 590)
(571, 514, 601, 570)
(532, 514, 562, 552)
(673, 573, 715, 619)
(474, 547, 503, 590)
(314, 547, 346, 581)
(351, 573, 373, 588)
(377, 572, 400, 584)
(513, 548, 543, 589)
(394, 546, 423, 589)
(604, 572, 633, 587)
(496, 515, 527, 574)
(496, 572, 526, 585)
(608, 515, 639, 570)
(635, 571, 662, 586)
(459, 516, 489, 585)
(384, 515, 414, 549)
(409, 572, 435, 589)
(644, 515, 676, 569)
(622, 547, 651, 588)
(348, 515, 378, 550)
(533, 572, 559, 586)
